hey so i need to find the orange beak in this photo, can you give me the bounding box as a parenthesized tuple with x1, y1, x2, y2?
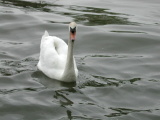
(70, 32, 76, 41)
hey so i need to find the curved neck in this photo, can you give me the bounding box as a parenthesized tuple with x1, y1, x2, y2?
(66, 40, 74, 70)
(62, 39, 76, 82)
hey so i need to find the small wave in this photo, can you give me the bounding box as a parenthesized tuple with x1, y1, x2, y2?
(0, 57, 38, 76)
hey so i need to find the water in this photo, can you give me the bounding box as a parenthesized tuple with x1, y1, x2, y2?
(0, 0, 160, 120)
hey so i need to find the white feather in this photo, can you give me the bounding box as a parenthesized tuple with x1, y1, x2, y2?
(37, 30, 78, 82)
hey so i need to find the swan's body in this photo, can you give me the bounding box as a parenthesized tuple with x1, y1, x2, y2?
(37, 22, 78, 82)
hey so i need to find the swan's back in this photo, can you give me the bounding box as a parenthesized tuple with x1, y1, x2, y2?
(37, 31, 68, 80)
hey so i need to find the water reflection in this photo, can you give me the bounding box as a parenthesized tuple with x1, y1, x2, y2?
(92, 75, 141, 87)
(1, 0, 160, 119)
(77, 73, 142, 88)
(53, 90, 74, 106)
(68, 6, 135, 25)
(0, 57, 37, 76)
(0, 0, 136, 25)
(0, 0, 56, 12)
(107, 107, 151, 117)
(32, 71, 76, 88)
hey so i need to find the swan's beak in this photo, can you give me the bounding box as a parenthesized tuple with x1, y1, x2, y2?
(70, 27, 76, 41)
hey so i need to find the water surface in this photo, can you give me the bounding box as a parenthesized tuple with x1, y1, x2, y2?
(0, 0, 160, 120)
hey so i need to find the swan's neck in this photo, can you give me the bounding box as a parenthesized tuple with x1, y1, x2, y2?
(61, 39, 76, 82)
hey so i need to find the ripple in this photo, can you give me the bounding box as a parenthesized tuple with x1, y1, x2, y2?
(0, 0, 160, 119)
(0, 40, 23, 47)
(92, 75, 142, 86)
(80, 54, 144, 60)
(107, 107, 151, 117)
(111, 30, 146, 34)
(0, 0, 54, 12)
(0, 87, 45, 95)
(0, 57, 38, 76)
(0, 0, 136, 26)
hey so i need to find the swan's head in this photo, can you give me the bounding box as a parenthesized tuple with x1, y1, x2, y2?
(69, 22, 77, 41)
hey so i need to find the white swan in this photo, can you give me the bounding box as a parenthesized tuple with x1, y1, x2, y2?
(37, 22, 78, 82)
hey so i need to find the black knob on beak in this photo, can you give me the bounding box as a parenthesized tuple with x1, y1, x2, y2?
(70, 27, 76, 33)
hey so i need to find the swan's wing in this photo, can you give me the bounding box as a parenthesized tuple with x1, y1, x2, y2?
(38, 31, 68, 71)
(44, 30, 49, 37)
(40, 30, 67, 55)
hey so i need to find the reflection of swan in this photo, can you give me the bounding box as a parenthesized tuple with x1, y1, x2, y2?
(37, 22, 78, 82)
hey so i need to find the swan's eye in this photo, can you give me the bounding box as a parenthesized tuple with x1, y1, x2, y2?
(70, 27, 76, 33)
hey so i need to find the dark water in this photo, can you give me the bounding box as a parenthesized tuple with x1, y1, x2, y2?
(0, 0, 160, 120)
